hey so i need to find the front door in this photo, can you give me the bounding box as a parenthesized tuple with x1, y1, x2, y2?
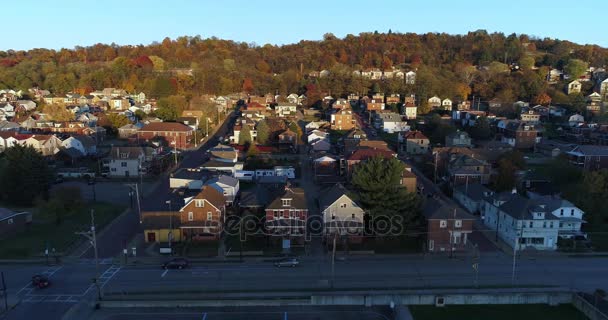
(147, 232, 156, 242)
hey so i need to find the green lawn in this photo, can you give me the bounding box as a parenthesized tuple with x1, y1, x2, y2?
(409, 304, 586, 320)
(0, 202, 125, 258)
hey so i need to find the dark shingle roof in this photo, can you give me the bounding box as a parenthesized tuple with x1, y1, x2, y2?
(454, 183, 492, 201)
(267, 188, 307, 210)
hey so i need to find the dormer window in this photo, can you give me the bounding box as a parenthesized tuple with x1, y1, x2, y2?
(195, 200, 204, 208)
(120, 153, 128, 159)
(281, 199, 292, 206)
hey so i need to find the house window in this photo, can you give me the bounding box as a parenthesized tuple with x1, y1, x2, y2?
(331, 214, 335, 220)
(439, 220, 447, 228)
(188, 212, 193, 221)
(543, 222, 546, 228)
(111, 168, 117, 172)
(560, 209, 563, 216)
(121, 162, 127, 167)
(206, 212, 212, 221)
(570, 209, 574, 216)
(529, 221, 533, 228)
(7, 218, 13, 224)
(340, 203, 347, 208)
(195, 200, 204, 208)
(559, 222, 563, 228)
(549, 222, 553, 228)
(455, 220, 462, 228)
(281, 199, 291, 206)
(273, 210, 278, 219)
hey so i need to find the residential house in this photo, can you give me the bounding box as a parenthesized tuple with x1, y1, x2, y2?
(568, 80, 582, 95)
(176, 117, 199, 131)
(426, 206, 475, 253)
(399, 131, 429, 155)
(0, 121, 19, 132)
(61, 135, 96, 156)
(305, 121, 329, 133)
(428, 96, 442, 109)
(374, 112, 409, 133)
(319, 183, 364, 241)
(601, 78, 608, 99)
(15, 100, 36, 112)
(0, 208, 32, 238)
(447, 154, 491, 185)
(520, 110, 541, 124)
(178, 185, 226, 241)
(386, 94, 400, 105)
(499, 120, 541, 150)
(107, 146, 144, 177)
(331, 109, 355, 130)
(286, 93, 299, 104)
(118, 124, 141, 139)
(404, 102, 417, 120)
(265, 187, 308, 243)
(138, 122, 193, 149)
(528, 194, 586, 239)
(482, 190, 559, 251)
(568, 114, 585, 126)
(453, 183, 493, 215)
(109, 97, 130, 111)
(181, 110, 204, 120)
(23, 135, 62, 156)
(547, 68, 562, 82)
(275, 103, 297, 118)
(313, 155, 338, 177)
(310, 138, 331, 152)
(278, 129, 297, 152)
(345, 144, 396, 178)
(401, 165, 417, 193)
(366, 98, 385, 112)
(567, 145, 608, 171)
(307, 130, 329, 144)
(206, 175, 240, 206)
(405, 71, 416, 85)
(441, 98, 453, 111)
(445, 131, 472, 147)
(0, 132, 19, 152)
(343, 128, 368, 155)
(587, 92, 602, 115)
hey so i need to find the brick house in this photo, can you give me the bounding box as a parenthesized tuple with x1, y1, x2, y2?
(345, 145, 396, 178)
(330, 109, 355, 130)
(567, 145, 608, 171)
(426, 206, 475, 253)
(137, 122, 193, 149)
(178, 186, 226, 241)
(265, 187, 308, 243)
(366, 98, 385, 112)
(499, 120, 541, 150)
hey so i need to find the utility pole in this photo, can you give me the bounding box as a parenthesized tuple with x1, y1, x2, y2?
(166, 200, 173, 255)
(331, 232, 337, 288)
(126, 184, 142, 223)
(449, 208, 456, 259)
(76, 209, 102, 300)
(511, 211, 523, 286)
(433, 151, 438, 184)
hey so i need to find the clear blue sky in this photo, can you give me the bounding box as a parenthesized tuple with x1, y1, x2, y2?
(4, 0, 605, 51)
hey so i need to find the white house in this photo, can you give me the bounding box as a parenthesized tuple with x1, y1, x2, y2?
(275, 103, 297, 117)
(404, 104, 417, 120)
(405, 71, 416, 85)
(567, 80, 582, 95)
(286, 93, 299, 104)
(428, 96, 442, 108)
(310, 138, 331, 152)
(374, 112, 410, 133)
(568, 114, 585, 126)
(601, 78, 608, 99)
(305, 121, 328, 132)
(481, 190, 559, 251)
(61, 135, 97, 156)
(207, 175, 240, 206)
(441, 98, 453, 110)
(107, 146, 144, 177)
(527, 194, 586, 239)
(307, 130, 329, 143)
(319, 183, 365, 237)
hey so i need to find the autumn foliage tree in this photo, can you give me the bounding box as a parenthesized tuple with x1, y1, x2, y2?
(532, 92, 552, 106)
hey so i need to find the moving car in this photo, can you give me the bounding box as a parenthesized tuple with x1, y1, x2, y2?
(32, 275, 50, 288)
(161, 258, 190, 269)
(274, 258, 299, 268)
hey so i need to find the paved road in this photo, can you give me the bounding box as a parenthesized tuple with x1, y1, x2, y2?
(89, 306, 392, 320)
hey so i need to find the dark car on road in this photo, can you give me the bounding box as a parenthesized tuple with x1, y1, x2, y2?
(32, 275, 50, 288)
(274, 258, 299, 268)
(162, 258, 190, 269)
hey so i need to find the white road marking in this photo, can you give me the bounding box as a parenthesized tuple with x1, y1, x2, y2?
(161, 269, 169, 278)
(202, 312, 207, 320)
(284, 311, 288, 320)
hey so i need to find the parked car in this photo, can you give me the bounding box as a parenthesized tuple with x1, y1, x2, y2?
(274, 258, 299, 268)
(32, 275, 50, 288)
(161, 258, 190, 269)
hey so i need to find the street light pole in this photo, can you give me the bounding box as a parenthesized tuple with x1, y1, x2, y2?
(76, 209, 102, 300)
